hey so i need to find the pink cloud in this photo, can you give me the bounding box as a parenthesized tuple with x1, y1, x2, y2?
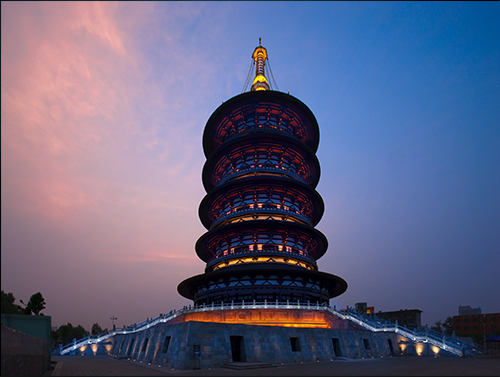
(1, 3, 225, 326)
(1, 2, 137, 221)
(67, 2, 127, 56)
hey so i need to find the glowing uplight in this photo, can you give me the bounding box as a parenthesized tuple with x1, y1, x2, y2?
(177, 308, 330, 328)
(416, 343, 425, 356)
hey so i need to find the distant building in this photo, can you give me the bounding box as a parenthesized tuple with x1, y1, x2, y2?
(458, 305, 481, 316)
(453, 312, 499, 336)
(355, 302, 368, 315)
(376, 309, 422, 329)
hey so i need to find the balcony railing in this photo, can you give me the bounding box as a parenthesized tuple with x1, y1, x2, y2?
(211, 206, 313, 229)
(217, 166, 308, 187)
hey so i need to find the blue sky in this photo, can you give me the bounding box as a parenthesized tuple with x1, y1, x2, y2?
(2, 1, 499, 330)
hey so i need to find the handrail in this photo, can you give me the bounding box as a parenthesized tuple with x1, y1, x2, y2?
(57, 303, 482, 357)
(327, 308, 482, 357)
(58, 311, 184, 355)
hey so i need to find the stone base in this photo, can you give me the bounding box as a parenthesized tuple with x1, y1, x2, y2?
(110, 309, 399, 370)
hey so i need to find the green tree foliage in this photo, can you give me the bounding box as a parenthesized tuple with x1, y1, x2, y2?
(73, 325, 87, 340)
(91, 322, 103, 335)
(22, 292, 46, 315)
(442, 316, 453, 335)
(55, 323, 88, 344)
(431, 320, 443, 333)
(51, 330, 60, 343)
(431, 316, 454, 335)
(57, 323, 73, 343)
(1, 290, 24, 314)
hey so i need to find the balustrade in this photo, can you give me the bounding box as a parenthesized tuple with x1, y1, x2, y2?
(58, 302, 481, 358)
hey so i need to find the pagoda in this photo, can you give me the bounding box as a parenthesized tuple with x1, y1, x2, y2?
(178, 41, 347, 306)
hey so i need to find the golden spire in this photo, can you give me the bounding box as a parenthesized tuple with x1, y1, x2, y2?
(251, 38, 270, 91)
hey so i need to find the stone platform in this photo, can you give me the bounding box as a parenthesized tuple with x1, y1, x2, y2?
(110, 309, 399, 370)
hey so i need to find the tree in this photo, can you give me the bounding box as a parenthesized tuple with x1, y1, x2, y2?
(56, 323, 74, 343)
(431, 316, 454, 335)
(55, 323, 88, 344)
(73, 325, 87, 340)
(22, 292, 46, 315)
(431, 320, 443, 333)
(91, 322, 103, 335)
(442, 316, 453, 335)
(1, 290, 24, 314)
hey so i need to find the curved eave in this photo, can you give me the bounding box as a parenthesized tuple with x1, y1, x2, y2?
(199, 175, 325, 229)
(203, 90, 320, 156)
(202, 132, 321, 192)
(195, 220, 328, 263)
(177, 263, 348, 301)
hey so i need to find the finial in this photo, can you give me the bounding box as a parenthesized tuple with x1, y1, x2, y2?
(251, 41, 270, 91)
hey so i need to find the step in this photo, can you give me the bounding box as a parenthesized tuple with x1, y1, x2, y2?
(222, 362, 277, 370)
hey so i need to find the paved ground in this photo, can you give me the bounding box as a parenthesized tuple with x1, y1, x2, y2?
(46, 355, 500, 376)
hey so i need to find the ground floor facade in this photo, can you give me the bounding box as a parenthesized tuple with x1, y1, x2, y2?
(111, 317, 399, 370)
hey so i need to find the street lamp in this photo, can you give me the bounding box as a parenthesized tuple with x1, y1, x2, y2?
(110, 316, 118, 332)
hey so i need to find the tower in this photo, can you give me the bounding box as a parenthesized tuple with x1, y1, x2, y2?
(178, 42, 347, 306)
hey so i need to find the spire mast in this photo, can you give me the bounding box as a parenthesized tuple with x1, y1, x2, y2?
(251, 38, 270, 91)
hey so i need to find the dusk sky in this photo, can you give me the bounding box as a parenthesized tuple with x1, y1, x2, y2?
(2, 2, 499, 332)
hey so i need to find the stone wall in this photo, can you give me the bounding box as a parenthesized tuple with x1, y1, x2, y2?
(1, 324, 49, 376)
(112, 320, 398, 370)
(1, 313, 52, 359)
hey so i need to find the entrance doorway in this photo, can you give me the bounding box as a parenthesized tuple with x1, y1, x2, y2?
(230, 336, 246, 362)
(388, 339, 395, 355)
(332, 338, 342, 357)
